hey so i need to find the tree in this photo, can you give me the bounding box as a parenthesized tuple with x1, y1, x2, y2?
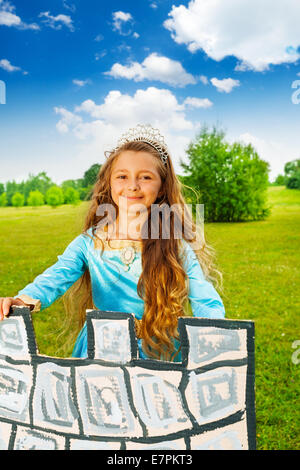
(45, 186, 64, 208)
(11, 192, 25, 208)
(27, 190, 45, 207)
(284, 159, 300, 189)
(181, 126, 270, 222)
(82, 164, 101, 187)
(272, 174, 286, 186)
(23, 172, 54, 200)
(63, 186, 80, 205)
(0, 183, 4, 196)
(0, 193, 7, 207)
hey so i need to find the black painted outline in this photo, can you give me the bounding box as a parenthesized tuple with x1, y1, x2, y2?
(0, 307, 255, 450)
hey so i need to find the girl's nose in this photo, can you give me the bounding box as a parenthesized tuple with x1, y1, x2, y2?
(127, 178, 140, 191)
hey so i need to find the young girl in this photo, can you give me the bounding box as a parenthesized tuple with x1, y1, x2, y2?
(0, 124, 225, 362)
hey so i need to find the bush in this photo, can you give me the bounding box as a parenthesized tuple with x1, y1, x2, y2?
(0, 192, 7, 207)
(11, 192, 25, 208)
(284, 159, 300, 189)
(63, 187, 80, 205)
(27, 190, 45, 207)
(45, 186, 64, 208)
(181, 126, 270, 222)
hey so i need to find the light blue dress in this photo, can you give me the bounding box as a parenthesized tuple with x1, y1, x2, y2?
(17, 227, 225, 361)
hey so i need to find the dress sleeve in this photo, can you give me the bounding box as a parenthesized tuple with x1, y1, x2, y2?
(15, 234, 89, 311)
(182, 241, 225, 319)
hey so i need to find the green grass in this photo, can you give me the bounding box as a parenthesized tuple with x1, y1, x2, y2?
(0, 187, 299, 450)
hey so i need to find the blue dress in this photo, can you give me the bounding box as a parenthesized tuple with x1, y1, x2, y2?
(16, 227, 225, 361)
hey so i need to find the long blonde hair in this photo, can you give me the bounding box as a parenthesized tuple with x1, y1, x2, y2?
(63, 141, 222, 360)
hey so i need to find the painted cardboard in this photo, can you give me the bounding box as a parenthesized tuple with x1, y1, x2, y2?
(0, 307, 255, 450)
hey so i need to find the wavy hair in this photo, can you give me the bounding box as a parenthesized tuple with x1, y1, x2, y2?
(63, 140, 222, 361)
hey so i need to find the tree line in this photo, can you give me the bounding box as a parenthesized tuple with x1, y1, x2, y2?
(1, 126, 297, 221)
(271, 159, 300, 189)
(0, 164, 101, 208)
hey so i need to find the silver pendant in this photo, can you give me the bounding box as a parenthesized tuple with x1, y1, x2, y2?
(120, 246, 136, 270)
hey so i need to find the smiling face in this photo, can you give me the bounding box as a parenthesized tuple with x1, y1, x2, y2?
(110, 150, 163, 213)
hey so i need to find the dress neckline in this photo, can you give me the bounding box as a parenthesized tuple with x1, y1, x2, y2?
(93, 227, 142, 251)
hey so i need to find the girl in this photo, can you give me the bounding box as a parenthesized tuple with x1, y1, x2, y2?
(0, 124, 225, 362)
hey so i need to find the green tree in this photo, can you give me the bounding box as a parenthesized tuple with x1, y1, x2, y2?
(0, 192, 7, 207)
(11, 192, 25, 208)
(23, 172, 54, 200)
(273, 174, 286, 186)
(0, 183, 4, 196)
(27, 190, 45, 207)
(63, 186, 80, 205)
(82, 164, 101, 187)
(45, 186, 64, 208)
(284, 159, 300, 189)
(181, 126, 270, 222)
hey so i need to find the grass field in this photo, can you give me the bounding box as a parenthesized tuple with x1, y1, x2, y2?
(0, 186, 299, 450)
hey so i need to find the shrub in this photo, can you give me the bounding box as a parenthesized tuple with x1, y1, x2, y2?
(0, 192, 7, 207)
(27, 190, 45, 207)
(45, 186, 64, 208)
(63, 187, 80, 205)
(11, 192, 25, 208)
(181, 126, 270, 222)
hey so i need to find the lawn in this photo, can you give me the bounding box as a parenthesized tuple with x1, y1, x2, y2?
(0, 186, 299, 450)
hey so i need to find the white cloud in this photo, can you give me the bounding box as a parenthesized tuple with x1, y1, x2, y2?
(0, 0, 39, 29)
(183, 97, 213, 108)
(211, 77, 240, 93)
(164, 0, 300, 71)
(39, 11, 74, 31)
(105, 53, 196, 87)
(0, 58, 21, 72)
(199, 75, 209, 85)
(112, 10, 133, 35)
(0, 58, 27, 74)
(72, 79, 91, 87)
(54, 87, 197, 173)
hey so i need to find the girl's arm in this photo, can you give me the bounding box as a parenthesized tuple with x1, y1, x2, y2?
(182, 242, 225, 319)
(15, 234, 90, 312)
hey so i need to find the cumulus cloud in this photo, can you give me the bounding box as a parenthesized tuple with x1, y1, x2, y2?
(39, 11, 74, 31)
(112, 10, 133, 36)
(0, 0, 39, 29)
(183, 97, 213, 108)
(210, 77, 240, 93)
(54, 87, 205, 172)
(164, 0, 300, 71)
(0, 58, 27, 74)
(105, 53, 196, 87)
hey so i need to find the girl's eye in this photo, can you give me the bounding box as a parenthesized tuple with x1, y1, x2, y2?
(141, 175, 151, 180)
(117, 175, 126, 179)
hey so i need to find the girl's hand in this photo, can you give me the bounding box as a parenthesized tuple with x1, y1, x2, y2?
(0, 297, 26, 321)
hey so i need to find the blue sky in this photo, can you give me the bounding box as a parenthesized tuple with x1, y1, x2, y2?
(0, 0, 300, 184)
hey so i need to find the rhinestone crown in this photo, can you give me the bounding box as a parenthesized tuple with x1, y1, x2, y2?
(114, 124, 169, 165)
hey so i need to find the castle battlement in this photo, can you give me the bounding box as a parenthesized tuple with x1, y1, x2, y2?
(0, 308, 255, 450)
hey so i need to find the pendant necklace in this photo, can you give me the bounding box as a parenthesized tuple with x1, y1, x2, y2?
(120, 245, 136, 271)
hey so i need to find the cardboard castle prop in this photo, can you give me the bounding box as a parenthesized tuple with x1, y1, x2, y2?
(0, 308, 255, 450)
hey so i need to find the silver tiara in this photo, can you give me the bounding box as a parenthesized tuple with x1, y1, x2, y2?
(114, 124, 169, 165)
